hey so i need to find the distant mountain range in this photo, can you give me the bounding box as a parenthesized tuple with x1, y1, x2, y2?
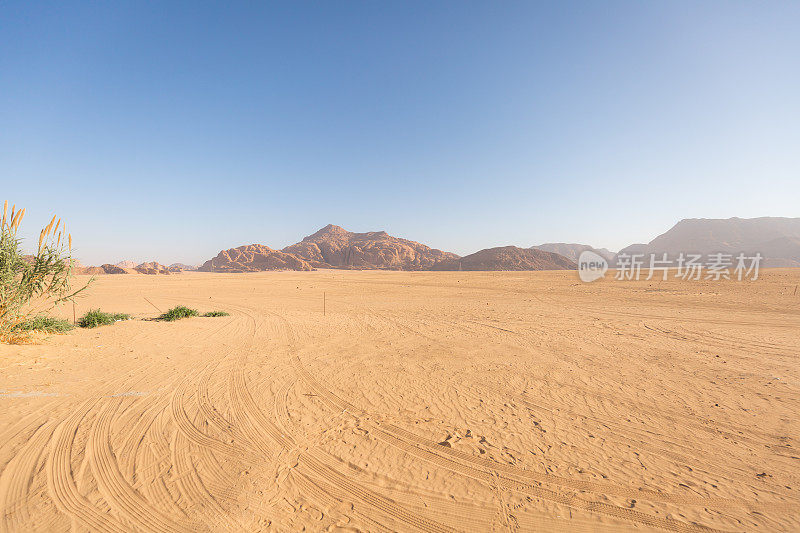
(197, 227, 575, 272)
(167, 263, 198, 272)
(530, 243, 615, 263)
(199, 225, 459, 272)
(618, 217, 800, 267)
(75, 260, 197, 275)
(75, 263, 128, 275)
(75, 217, 800, 273)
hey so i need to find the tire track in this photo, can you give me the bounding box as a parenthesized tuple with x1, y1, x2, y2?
(371, 421, 721, 533)
(374, 304, 795, 456)
(643, 323, 797, 359)
(196, 359, 263, 458)
(472, 380, 800, 494)
(139, 409, 191, 521)
(169, 431, 231, 528)
(290, 468, 394, 533)
(46, 400, 131, 532)
(229, 366, 292, 452)
(300, 450, 459, 533)
(170, 372, 259, 462)
(88, 399, 195, 533)
(341, 306, 800, 505)
(0, 421, 55, 532)
(0, 401, 60, 473)
(291, 354, 795, 531)
(230, 360, 459, 533)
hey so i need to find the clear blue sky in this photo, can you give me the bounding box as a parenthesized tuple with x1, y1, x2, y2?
(2, 1, 798, 265)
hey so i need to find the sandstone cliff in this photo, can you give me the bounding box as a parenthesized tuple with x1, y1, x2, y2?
(197, 244, 313, 272)
(282, 224, 458, 270)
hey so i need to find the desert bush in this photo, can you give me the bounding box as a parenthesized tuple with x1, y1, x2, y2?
(202, 310, 230, 317)
(12, 316, 74, 334)
(159, 305, 199, 321)
(78, 309, 131, 328)
(0, 202, 89, 343)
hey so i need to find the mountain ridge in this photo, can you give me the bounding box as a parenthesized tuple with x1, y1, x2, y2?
(73, 217, 800, 273)
(618, 217, 800, 267)
(280, 224, 458, 270)
(197, 244, 314, 272)
(531, 243, 615, 263)
(431, 246, 577, 271)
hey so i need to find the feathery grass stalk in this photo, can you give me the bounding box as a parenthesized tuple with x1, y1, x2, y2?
(0, 202, 90, 343)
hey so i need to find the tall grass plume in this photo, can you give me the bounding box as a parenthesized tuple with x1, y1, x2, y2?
(0, 201, 89, 343)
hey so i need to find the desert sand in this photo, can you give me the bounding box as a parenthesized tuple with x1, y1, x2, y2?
(1, 270, 799, 532)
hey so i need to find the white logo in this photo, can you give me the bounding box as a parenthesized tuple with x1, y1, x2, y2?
(578, 250, 608, 282)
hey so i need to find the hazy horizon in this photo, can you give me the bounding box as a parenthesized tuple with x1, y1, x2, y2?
(2, 2, 799, 265)
(55, 215, 800, 267)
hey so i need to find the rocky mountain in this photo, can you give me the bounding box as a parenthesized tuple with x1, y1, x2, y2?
(531, 243, 615, 263)
(431, 246, 577, 271)
(102, 264, 129, 274)
(197, 225, 458, 272)
(74, 260, 189, 275)
(618, 217, 800, 267)
(167, 263, 197, 272)
(134, 262, 171, 275)
(282, 224, 458, 270)
(75, 263, 128, 275)
(197, 244, 313, 272)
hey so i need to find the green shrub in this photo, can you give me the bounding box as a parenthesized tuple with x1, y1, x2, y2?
(13, 316, 74, 334)
(202, 310, 230, 317)
(78, 309, 130, 328)
(159, 305, 199, 321)
(1, 202, 90, 343)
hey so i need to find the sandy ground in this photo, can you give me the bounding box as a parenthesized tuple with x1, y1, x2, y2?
(1, 269, 799, 532)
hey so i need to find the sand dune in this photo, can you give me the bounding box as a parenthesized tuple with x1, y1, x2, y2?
(1, 270, 799, 531)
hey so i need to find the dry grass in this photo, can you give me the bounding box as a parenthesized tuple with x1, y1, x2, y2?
(0, 201, 88, 343)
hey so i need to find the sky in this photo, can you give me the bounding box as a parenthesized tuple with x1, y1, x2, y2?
(1, 1, 799, 265)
